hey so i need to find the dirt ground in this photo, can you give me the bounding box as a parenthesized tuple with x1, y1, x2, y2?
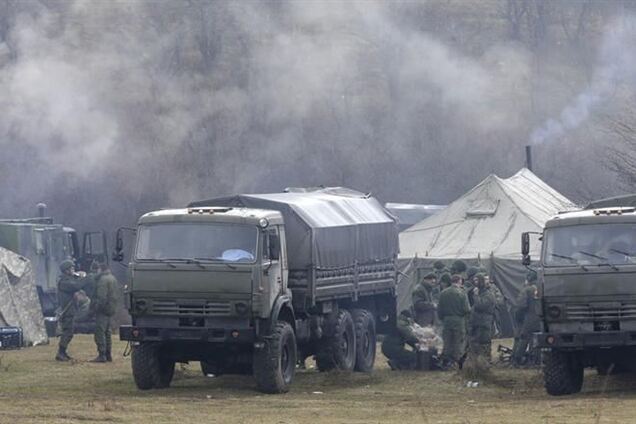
(1, 336, 636, 424)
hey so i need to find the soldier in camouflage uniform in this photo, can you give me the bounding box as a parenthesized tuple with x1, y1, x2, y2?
(468, 274, 496, 362)
(381, 310, 419, 370)
(55, 260, 88, 361)
(437, 274, 470, 369)
(512, 270, 540, 365)
(90, 262, 119, 363)
(412, 272, 436, 326)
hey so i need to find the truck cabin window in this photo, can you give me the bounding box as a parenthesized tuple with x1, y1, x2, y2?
(544, 224, 636, 267)
(136, 223, 258, 263)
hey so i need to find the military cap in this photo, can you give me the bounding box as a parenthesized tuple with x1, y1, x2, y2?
(475, 273, 486, 285)
(440, 272, 451, 285)
(450, 274, 462, 284)
(450, 260, 467, 275)
(423, 272, 436, 280)
(466, 266, 479, 280)
(59, 259, 75, 272)
(433, 260, 446, 271)
(526, 269, 538, 283)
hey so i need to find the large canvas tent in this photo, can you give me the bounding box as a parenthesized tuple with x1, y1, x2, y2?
(398, 168, 576, 335)
(0, 247, 48, 346)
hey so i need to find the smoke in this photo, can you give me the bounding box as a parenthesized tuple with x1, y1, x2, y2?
(530, 15, 636, 145)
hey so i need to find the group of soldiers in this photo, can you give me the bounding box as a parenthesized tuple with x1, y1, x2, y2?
(55, 259, 119, 363)
(383, 260, 538, 371)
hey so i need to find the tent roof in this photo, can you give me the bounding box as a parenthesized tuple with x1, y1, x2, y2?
(399, 168, 576, 259)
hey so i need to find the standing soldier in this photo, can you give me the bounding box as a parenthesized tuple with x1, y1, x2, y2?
(90, 262, 120, 363)
(381, 310, 419, 370)
(437, 274, 470, 369)
(55, 260, 88, 361)
(512, 269, 540, 365)
(468, 274, 496, 362)
(412, 272, 437, 326)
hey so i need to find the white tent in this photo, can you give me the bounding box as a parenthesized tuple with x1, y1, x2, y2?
(400, 168, 576, 260)
(0, 247, 48, 346)
(397, 168, 576, 336)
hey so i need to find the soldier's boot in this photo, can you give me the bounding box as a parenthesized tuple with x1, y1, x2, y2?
(55, 346, 72, 362)
(105, 349, 113, 362)
(90, 351, 108, 363)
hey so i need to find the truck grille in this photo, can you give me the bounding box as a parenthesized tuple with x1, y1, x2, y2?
(566, 303, 636, 320)
(151, 300, 231, 316)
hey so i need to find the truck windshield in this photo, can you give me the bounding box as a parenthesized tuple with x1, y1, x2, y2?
(135, 223, 258, 263)
(544, 224, 636, 267)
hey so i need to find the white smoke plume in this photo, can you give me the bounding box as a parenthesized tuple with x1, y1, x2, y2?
(530, 15, 636, 145)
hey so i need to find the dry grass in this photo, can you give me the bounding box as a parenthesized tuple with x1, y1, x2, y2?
(1, 336, 636, 423)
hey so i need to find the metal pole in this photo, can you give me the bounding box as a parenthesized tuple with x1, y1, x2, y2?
(525, 145, 533, 172)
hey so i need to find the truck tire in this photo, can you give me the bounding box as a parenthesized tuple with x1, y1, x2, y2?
(543, 350, 584, 396)
(315, 309, 356, 372)
(253, 321, 297, 394)
(352, 309, 376, 372)
(131, 342, 175, 390)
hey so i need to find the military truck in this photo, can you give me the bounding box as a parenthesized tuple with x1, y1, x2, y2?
(0, 204, 108, 319)
(522, 207, 636, 395)
(117, 188, 399, 393)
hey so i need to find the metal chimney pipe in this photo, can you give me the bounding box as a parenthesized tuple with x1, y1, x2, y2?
(36, 203, 47, 218)
(525, 145, 533, 172)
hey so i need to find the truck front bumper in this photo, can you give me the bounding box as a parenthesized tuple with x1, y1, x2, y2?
(534, 331, 636, 349)
(120, 325, 256, 344)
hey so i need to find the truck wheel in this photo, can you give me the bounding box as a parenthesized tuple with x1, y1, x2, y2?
(543, 350, 584, 396)
(316, 309, 356, 372)
(352, 309, 376, 372)
(253, 321, 297, 394)
(131, 342, 174, 390)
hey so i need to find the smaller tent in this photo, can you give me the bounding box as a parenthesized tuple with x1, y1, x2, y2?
(397, 168, 576, 335)
(0, 247, 48, 346)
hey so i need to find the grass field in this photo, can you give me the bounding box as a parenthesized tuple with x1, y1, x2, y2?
(1, 336, 635, 424)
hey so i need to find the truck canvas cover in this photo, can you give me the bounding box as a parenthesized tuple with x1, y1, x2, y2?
(189, 187, 399, 270)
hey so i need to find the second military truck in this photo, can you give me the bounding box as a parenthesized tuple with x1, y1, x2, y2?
(117, 188, 399, 393)
(522, 206, 636, 395)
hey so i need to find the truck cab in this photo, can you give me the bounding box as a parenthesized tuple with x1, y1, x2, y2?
(523, 207, 636, 395)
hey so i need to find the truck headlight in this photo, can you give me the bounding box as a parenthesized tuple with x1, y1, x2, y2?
(547, 305, 561, 319)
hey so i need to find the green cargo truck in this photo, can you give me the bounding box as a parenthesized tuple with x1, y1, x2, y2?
(117, 188, 399, 393)
(0, 204, 108, 319)
(522, 207, 636, 395)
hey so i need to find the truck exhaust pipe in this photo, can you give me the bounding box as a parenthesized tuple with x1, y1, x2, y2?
(36, 203, 47, 218)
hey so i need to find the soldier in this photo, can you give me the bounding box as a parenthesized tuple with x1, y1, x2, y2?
(437, 274, 470, 369)
(381, 310, 419, 370)
(485, 274, 505, 338)
(412, 272, 436, 326)
(512, 269, 540, 365)
(55, 260, 88, 361)
(465, 266, 479, 306)
(90, 262, 120, 363)
(468, 274, 496, 362)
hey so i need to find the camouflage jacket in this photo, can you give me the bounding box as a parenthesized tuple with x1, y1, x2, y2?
(437, 285, 470, 321)
(396, 314, 419, 345)
(412, 281, 434, 311)
(92, 271, 119, 317)
(470, 287, 496, 328)
(57, 273, 86, 315)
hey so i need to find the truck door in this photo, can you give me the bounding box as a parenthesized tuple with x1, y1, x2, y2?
(263, 227, 284, 309)
(80, 231, 109, 271)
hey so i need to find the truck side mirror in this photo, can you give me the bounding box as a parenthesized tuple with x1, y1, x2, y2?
(521, 232, 530, 256)
(113, 229, 124, 262)
(521, 232, 531, 266)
